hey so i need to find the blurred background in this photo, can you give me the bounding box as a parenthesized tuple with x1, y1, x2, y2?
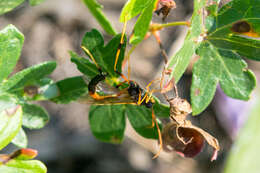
(0, 0, 259, 172)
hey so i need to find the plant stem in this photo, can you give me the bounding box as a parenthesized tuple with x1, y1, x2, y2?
(160, 21, 190, 28)
(150, 21, 190, 31)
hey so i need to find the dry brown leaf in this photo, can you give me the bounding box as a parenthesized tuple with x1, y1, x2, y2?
(162, 94, 220, 161)
(169, 97, 192, 123)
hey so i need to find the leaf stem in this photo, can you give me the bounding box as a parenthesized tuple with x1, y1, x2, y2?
(150, 21, 190, 31)
(161, 21, 190, 28)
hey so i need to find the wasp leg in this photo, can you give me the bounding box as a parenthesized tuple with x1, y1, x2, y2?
(115, 71, 129, 83)
(151, 109, 163, 159)
(89, 92, 119, 100)
(137, 90, 148, 105)
(126, 45, 137, 80)
(146, 88, 161, 103)
(137, 78, 160, 105)
(116, 80, 128, 88)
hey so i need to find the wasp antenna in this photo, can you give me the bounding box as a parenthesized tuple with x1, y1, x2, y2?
(114, 16, 127, 72)
(81, 45, 101, 70)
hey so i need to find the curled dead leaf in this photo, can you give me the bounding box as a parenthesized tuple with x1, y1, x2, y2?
(162, 121, 220, 161)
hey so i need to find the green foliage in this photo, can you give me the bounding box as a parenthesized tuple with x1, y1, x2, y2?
(0, 0, 45, 15)
(0, 0, 24, 15)
(0, 94, 17, 113)
(27, 78, 59, 101)
(0, 25, 24, 84)
(82, 0, 117, 36)
(51, 76, 88, 104)
(167, 0, 206, 83)
(71, 29, 169, 143)
(120, 0, 155, 21)
(0, 25, 53, 170)
(120, 0, 157, 45)
(166, 0, 259, 115)
(29, 0, 45, 6)
(89, 105, 126, 143)
(126, 105, 161, 139)
(21, 103, 49, 129)
(81, 29, 126, 76)
(11, 128, 28, 148)
(0, 105, 22, 150)
(224, 91, 260, 173)
(0, 0, 259, 170)
(191, 43, 256, 114)
(207, 0, 260, 60)
(153, 97, 170, 118)
(0, 61, 56, 92)
(0, 149, 46, 173)
(70, 51, 100, 78)
(0, 159, 47, 173)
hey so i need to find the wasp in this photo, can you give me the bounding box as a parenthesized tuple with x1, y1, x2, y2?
(80, 19, 163, 158)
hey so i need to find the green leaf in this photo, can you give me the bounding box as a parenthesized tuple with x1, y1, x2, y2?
(70, 51, 100, 79)
(168, 0, 259, 114)
(89, 105, 126, 144)
(208, 34, 260, 60)
(21, 104, 49, 129)
(0, 0, 24, 15)
(189, 0, 259, 115)
(191, 44, 219, 114)
(82, 0, 117, 36)
(130, 0, 157, 45)
(120, 0, 155, 22)
(32, 78, 59, 101)
(11, 128, 27, 148)
(0, 25, 24, 83)
(0, 159, 47, 173)
(191, 42, 256, 115)
(0, 0, 44, 14)
(81, 29, 126, 77)
(224, 91, 260, 173)
(5, 78, 59, 101)
(29, 0, 45, 6)
(0, 61, 57, 92)
(167, 40, 196, 83)
(205, 0, 220, 18)
(0, 94, 17, 113)
(0, 105, 22, 150)
(207, 0, 260, 60)
(167, 0, 207, 82)
(153, 97, 170, 118)
(51, 76, 88, 104)
(126, 105, 160, 139)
